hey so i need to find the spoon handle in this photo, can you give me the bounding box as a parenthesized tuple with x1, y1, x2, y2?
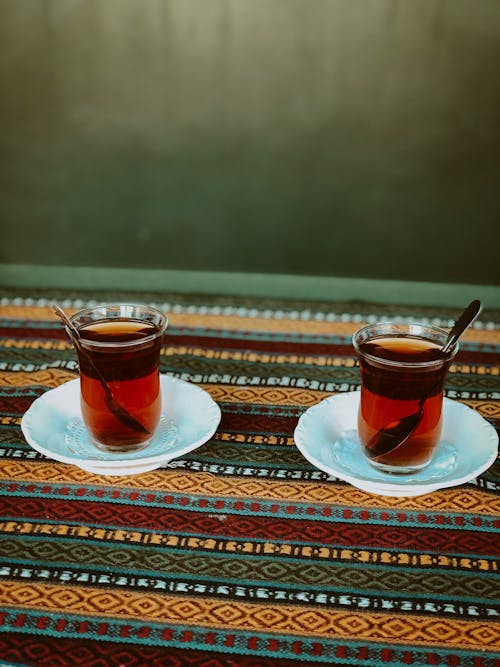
(54, 305, 111, 396)
(441, 299, 481, 355)
(53, 305, 150, 436)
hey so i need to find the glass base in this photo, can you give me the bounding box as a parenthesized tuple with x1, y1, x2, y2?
(91, 437, 152, 454)
(366, 458, 432, 475)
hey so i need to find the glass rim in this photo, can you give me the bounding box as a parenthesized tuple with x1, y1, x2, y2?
(69, 302, 167, 349)
(352, 321, 458, 369)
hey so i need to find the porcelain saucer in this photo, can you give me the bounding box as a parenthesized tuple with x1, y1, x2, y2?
(294, 392, 498, 497)
(21, 375, 221, 475)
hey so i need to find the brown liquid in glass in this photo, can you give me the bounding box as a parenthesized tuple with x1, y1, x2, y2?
(358, 336, 447, 468)
(78, 319, 162, 449)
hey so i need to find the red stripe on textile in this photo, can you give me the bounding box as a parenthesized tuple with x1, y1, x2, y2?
(0, 396, 41, 414)
(168, 334, 354, 355)
(0, 633, 312, 667)
(0, 327, 67, 340)
(1, 496, 497, 555)
(219, 412, 297, 434)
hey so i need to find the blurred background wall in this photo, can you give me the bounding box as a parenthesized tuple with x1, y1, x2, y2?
(1, 0, 499, 286)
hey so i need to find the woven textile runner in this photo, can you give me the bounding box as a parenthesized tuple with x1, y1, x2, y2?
(0, 289, 498, 667)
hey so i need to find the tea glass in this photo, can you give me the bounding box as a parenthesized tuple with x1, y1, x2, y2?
(69, 303, 167, 452)
(352, 323, 458, 474)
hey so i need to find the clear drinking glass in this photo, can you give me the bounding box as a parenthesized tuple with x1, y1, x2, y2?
(70, 303, 167, 452)
(352, 322, 458, 474)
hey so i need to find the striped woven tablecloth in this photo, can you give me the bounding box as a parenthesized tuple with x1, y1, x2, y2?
(0, 289, 498, 667)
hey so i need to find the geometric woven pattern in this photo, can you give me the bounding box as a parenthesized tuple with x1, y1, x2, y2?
(1, 580, 500, 647)
(0, 289, 499, 666)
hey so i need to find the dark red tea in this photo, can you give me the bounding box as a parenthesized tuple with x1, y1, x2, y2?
(357, 335, 449, 471)
(77, 318, 163, 450)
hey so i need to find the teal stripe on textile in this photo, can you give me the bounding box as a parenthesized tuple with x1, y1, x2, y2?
(1, 482, 499, 531)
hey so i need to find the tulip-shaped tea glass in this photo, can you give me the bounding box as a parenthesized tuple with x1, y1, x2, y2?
(352, 322, 458, 474)
(69, 303, 167, 452)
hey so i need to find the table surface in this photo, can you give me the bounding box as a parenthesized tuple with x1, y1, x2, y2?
(0, 288, 498, 667)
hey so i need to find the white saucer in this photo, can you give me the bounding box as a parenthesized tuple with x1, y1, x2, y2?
(294, 392, 498, 497)
(21, 375, 221, 475)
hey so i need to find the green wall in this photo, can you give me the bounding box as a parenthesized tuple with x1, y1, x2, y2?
(1, 0, 499, 286)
